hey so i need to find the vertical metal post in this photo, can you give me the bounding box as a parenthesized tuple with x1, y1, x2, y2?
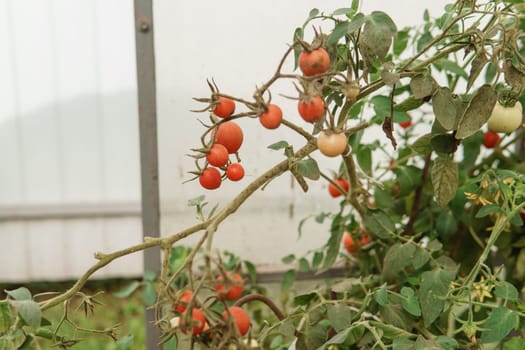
(133, 1, 161, 348)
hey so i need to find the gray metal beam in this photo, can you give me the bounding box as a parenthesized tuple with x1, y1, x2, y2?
(133, 1, 161, 348)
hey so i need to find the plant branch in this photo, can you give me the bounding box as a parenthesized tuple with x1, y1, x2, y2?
(404, 153, 432, 236)
(234, 294, 285, 321)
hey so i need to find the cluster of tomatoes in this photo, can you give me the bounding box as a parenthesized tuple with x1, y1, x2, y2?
(342, 231, 371, 254)
(171, 272, 250, 340)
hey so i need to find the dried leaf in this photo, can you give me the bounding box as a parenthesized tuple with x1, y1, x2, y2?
(455, 84, 497, 139)
(432, 87, 457, 131)
(410, 74, 434, 99)
(467, 53, 488, 92)
(504, 59, 525, 90)
(431, 157, 458, 209)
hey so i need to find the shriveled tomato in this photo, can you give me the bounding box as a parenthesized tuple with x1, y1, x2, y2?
(223, 306, 250, 336)
(213, 97, 235, 118)
(199, 167, 222, 190)
(215, 272, 244, 300)
(174, 290, 192, 313)
(259, 104, 283, 129)
(298, 95, 325, 123)
(226, 163, 244, 181)
(206, 144, 229, 167)
(299, 48, 330, 76)
(214, 121, 243, 153)
(317, 131, 348, 157)
(328, 178, 349, 198)
(181, 308, 206, 335)
(342, 232, 370, 254)
(483, 130, 500, 149)
(487, 101, 523, 133)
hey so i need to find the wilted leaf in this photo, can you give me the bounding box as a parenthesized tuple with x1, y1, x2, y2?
(359, 11, 397, 70)
(455, 84, 497, 139)
(430, 133, 458, 154)
(419, 268, 455, 327)
(467, 53, 488, 92)
(382, 62, 400, 85)
(395, 96, 424, 112)
(504, 59, 525, 90)
(431, 157, 458, 209)
(410, 74, 434, 99)
(432, 87, 457, 131)
(481, 307, 519, 344)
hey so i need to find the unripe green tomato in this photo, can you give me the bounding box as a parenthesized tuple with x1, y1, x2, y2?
(487, 101, 523, 133)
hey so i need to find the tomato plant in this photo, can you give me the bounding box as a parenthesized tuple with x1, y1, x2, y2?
(6, 2, 525, 350)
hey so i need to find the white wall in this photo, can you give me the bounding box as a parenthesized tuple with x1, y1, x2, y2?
(0, 0, 448, 282)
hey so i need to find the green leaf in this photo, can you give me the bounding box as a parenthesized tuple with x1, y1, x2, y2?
(374, 284, 388, 306)
(435, 335, 458, 349)
(494, 281, 519, 301)
(382, 242, 416, 280)
(347, 13, 366, 34)
(244, 260, 257, 283)
(293, 27, 304, 70)
(393, 337, 416, 350)
(434, 58, 468, 79)
(356, 146, 372, 175)
(393, 29, 409, 56)
(369, 321, 414, 339)
(0, 301, 12, 334)
(410, 74, 434, 99)
(114, 281, 140, 298)
(432, 87, 457, 131)
(481, 306, 519, 344)
(143, 270, 156, 282)
(5, 287, 32, 301)
(370, 95, 391, 117)
(455, 85, 498, 139)
(332, 8, 353, 16)
(475, 204, 501, 218)
(379, 303, 414, 331)
(298, 257, 310, 273)
(411, 134, 433, 154)
(436, 212, 457, 240)
(431, 133, 457, 154)
(319, 324, 365, 348)
(504, 337, 525, 350)
(312, 251, 323, 270)
(415, 336, 442, 350)
(142, 282, 156, 307)
(268, 140, 289, 150)
(419, 268, 455, 327)
(296, 158, 320, 180)
(327, 21, 349, 45)
(293, 292, 318, 307)
(327, 304, 353, 332)
(9, 300, 41, 329)
(364, 210, 396, 239)
(281, 269, 296, 291)
(431, 157, 458, 209)
(116, 335, 134, 350)
(320, 219, 345, 273)
(400, 287, 421, 317)
(395, 96, 424, 112)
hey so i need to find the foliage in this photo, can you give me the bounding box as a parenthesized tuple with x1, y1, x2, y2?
(2, 1, 525, 349)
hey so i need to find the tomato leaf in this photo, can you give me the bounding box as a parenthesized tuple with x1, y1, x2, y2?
(430, 133, 458, 154)
(494, 280, 519, 301)
(327, 304, 353, 332)
(411, 133, 433, 154)
(467, 53, 488, 92)
(400, 287, 421, 317)
(456, 84, 497, 139)
(267, 140, 289, 150)
(395, 96, 424, 112)
(410, 74, 435, 99)
(359, 11, 397, 70)
(0, 301, 13, 334)
(114, 281, 140, 299)
(419, 268, 456, 328)
(481, 307, 519, 344)
(296, 158, 320, 180)
(347, 12, 366, 34)
(116, 335, 135, 350)
(504, 59, 525, 90)
(9, 300, 41, 329)
(432, 87, 457, 131)
(431, 157, 458, 209)
(373, 284, 389, 306)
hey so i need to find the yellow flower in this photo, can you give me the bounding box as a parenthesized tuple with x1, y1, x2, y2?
(472, 277, 493, 303)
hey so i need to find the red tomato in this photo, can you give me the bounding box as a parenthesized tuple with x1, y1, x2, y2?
(399, 118, 412, 129)
(215, 272, 244, 300)
(342, 232, 370, 254)
(317, 131, 348, 157)
(223, 306, 250, 336)
(298, 96, 325, 123)
(483, 130, 500, 149)
(181, 308, 206, 335)
(214, 121, 243, 154)
(206, 144, 229, 167)
(328, 178, 349, 198)
(174, 290, 192, 313)
(259, 104, 283, 129)
(213, 97, 236, 118)
(199, 167, 222, 190)
(299, 48, 330, 76)
(226, 163, 245, 181)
